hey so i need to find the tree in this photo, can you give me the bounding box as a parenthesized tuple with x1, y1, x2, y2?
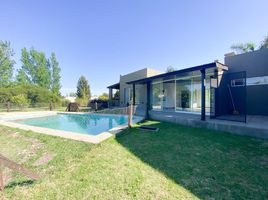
(18, 48, 51, 89)
(98, 93, 108, 101)
(0, 41, 15, 87)
(113, 90, 120, 99)
(69, 92, 76, 97)
(166, 66, 177, 72)
(10, 94, 29, 109)
(18, 47, 33, 84)
(76, 76, 91, 99)
(16, 69, 29, 84)
(50, 53, 61, 95)
(231, 42, 256, 53)
(260, 35, 268, 49)
(33, 50, 51, 88)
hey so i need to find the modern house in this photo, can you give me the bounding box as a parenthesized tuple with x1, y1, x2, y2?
(107, 48, 268, 124)
(107, 68, 162, 107)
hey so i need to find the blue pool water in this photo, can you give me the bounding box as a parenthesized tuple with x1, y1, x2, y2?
(17, 113, 141, 135)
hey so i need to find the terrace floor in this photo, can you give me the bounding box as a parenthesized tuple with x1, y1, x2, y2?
(149, 110, 268, 139)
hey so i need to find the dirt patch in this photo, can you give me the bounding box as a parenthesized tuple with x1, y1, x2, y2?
(33, 153, 54, 166)
(5, 131, 45, 164)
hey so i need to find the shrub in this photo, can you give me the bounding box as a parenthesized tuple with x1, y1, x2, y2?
(67, 102, 80, 112)
(98, 93, 109, 101)
(88, 99, 108, 110)
(0, 84, 62, 106)
(10, 94, 29, 109)
(75, 97, 89, 107)
(61, 99, 71, 107)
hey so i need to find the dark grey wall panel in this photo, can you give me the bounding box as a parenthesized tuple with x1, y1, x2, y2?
(247, 85, 268, 115)
(225, 48, 268, 77)
(224, 49, 268, 115)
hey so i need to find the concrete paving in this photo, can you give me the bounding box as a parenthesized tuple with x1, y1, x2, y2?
(149, 110, 268, 139)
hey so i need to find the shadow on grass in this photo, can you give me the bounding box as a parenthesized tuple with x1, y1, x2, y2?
(116, 120, 268, 199)
(4, 180, 35, 189)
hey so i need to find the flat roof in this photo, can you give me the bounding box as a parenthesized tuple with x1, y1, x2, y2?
(107, 82, 120, 89)
(126, 61, 227, 84)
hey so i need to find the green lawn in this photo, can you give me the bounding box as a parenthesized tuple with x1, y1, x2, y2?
(0, 121, 267, 199)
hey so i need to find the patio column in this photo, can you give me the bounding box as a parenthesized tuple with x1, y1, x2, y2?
(146, 81, 151, 119)
(132, 84, 136, 105)
(108, 88, 113, 108)
(201, 68, 206, 121)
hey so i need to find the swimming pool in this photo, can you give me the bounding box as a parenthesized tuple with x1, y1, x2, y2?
(16, 113, 142, 135)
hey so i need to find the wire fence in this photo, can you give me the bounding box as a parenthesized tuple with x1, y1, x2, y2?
(95, 106, 133, 115)
(95, 105, 147, 117)
(0, 102, 66, 112)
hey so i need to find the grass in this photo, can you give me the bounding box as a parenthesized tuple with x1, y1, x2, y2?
(0, 121, 267, 199)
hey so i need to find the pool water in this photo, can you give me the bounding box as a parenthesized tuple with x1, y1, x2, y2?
(17, 113, 141, 135)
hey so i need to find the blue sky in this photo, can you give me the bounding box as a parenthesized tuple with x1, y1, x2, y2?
(1, 0, 268, 96)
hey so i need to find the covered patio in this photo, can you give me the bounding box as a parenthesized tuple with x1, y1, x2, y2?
(127, 61, 228, 121)
(107, 83, 120, 108)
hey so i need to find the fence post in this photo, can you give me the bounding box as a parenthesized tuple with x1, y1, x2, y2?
(128, 103, 133, 127)
(7, 101, 10, 112)
(49, 101, 52, 111)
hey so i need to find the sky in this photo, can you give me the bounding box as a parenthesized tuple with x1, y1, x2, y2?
(1, 0, 268, 96)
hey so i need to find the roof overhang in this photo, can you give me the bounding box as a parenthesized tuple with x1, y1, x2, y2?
(126, 61, 228, 85)
(107, 83, 120, 89)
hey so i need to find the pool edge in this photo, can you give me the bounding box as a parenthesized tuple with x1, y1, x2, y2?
(0, 114, 143, 144)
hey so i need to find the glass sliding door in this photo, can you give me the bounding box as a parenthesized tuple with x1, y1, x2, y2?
(175, 71, 213, 114)
(163, 80, 175, 111)
(149, 70, 214, 114)
(151, 82, 163, 110)
(124, 87, 133, 105)
(176, 78, 192, 111)
(192, 76, 201, 112)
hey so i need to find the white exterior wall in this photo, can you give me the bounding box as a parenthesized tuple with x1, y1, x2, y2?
(119, 68, 162, 106)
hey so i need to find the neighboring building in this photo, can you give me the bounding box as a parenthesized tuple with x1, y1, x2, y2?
(65, 96, 76, 103)
(108, 49, 268, 122)
(90, 95, 99, 100)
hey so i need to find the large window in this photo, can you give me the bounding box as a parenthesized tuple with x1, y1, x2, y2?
(150, 70, 213, 114)
(163, 80, 175, 111)
(175, 72, 205, 113)
(176, 78, 192, 111)
(124, 87, 133, 105)
(247, 76, 268, 86)
(151, 82, 163, 110)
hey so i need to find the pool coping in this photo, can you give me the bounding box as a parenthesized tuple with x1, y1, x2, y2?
(0, 112, 143, 144)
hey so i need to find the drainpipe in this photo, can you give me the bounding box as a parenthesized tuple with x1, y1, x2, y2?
(201, 68, 206, 121)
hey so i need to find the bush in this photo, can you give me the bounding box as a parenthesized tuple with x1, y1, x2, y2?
(67, 102, 80, 112)
(10, 94, 29, 110)
(88, 99, 108, 110)
(98, 93, 109, 101)
(75, 97, 89, 107)
(0, 84, 62, 106)
(61, 99, 71, 107)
